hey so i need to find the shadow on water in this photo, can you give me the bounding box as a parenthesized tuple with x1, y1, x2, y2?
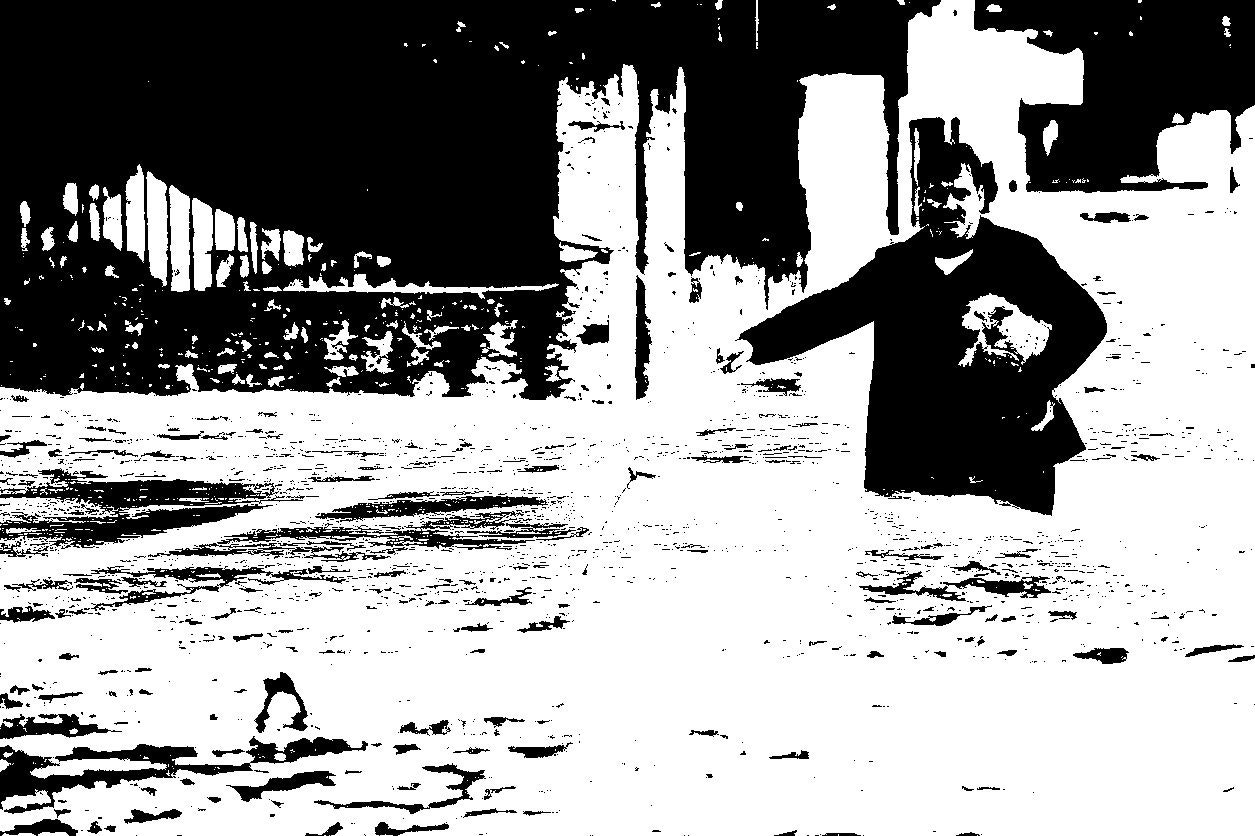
(2, 487, 588, 621)
(144, 489, 586, 564)
(323, 493, 545, 521)
(7, 504, 264, 548)
(1, 478, 275, 557)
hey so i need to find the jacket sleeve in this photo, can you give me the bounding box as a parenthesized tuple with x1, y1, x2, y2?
(738, 255, 884, 365)
(1019, 240, 1109, 395)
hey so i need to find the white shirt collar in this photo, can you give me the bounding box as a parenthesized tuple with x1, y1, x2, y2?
(934, 249, 975, 275)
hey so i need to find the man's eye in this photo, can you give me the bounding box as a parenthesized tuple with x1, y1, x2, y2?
(953, 190, 971, 199)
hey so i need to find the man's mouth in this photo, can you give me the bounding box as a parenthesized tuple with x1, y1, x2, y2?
(928, 219, 963, 234)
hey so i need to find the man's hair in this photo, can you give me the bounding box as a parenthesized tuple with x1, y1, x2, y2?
(919, 141, 998, 208)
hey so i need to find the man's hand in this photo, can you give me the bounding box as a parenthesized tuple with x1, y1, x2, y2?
(1024, 397, 1055, 432)
(715, 339, 754, 374)
(996, 393, 1055, 431)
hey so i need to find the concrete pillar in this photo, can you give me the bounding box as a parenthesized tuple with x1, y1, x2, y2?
(1233, 106, 1255, 212)
(637, 69, 692, 401)
(555, 67, 640, 403)
(798, 73, 890, 291)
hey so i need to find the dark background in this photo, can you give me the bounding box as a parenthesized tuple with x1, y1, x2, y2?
(5, 2, 930, 289)
(7, 1, 1249, 285)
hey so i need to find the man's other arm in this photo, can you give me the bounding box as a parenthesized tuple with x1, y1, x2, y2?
(1020, 240, 1109, 395)
(736, 256, 884, 366)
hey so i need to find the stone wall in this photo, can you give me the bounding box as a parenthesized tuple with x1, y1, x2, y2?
(3, 236, 573, 398)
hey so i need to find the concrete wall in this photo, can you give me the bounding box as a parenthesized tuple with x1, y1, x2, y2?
(897, 0, 1084, 235)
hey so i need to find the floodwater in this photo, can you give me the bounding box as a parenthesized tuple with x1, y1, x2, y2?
(1, 212, 1252, 835)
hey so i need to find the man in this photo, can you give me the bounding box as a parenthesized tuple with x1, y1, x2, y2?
(717, 142, 1107, 514)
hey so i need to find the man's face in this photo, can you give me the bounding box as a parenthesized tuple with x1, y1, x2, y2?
(920, 166, 984, 246)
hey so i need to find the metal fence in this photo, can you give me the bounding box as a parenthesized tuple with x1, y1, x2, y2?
(9, 168, 583, 398)
(21, 167, 385, 293)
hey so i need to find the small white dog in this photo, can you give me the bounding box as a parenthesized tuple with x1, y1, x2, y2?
(958, 294, 1051, 370)
(959, 294, 1055, 431)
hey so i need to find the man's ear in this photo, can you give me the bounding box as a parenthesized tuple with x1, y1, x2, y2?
(979, 162, 998, 210)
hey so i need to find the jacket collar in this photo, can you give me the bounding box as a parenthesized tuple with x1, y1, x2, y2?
(905, 216, 996, 260)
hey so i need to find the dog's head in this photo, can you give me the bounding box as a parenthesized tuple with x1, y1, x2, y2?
(959, 294, 1051, 369)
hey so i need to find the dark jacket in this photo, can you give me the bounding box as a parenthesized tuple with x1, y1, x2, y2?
(740, 219, 1108, 493)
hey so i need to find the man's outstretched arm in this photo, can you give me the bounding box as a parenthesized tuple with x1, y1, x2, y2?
(719, 257, 884, 370)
